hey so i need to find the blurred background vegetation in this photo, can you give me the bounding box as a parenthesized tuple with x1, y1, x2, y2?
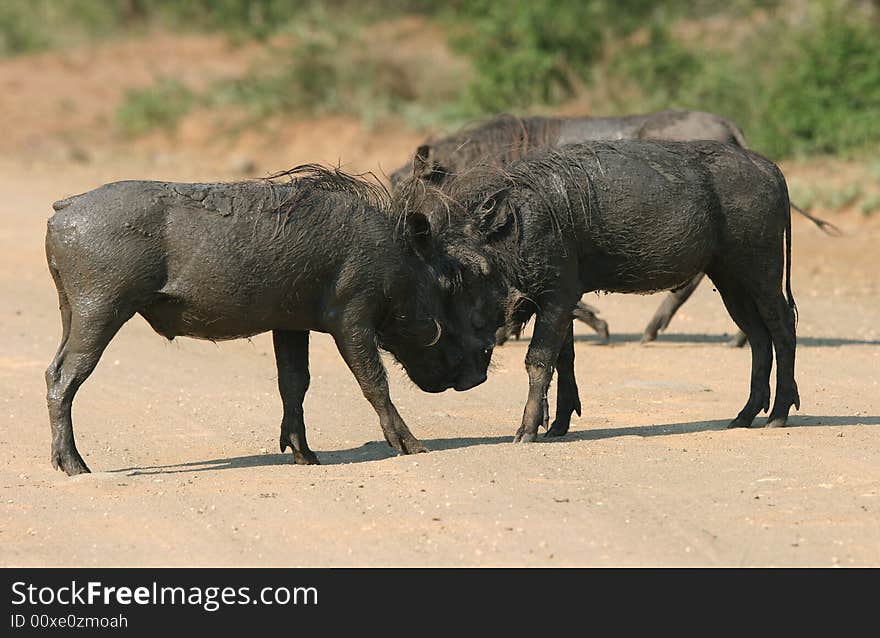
(1, 0, 879, 160)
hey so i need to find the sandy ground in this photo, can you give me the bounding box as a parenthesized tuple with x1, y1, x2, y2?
(1, 32, 879, 567)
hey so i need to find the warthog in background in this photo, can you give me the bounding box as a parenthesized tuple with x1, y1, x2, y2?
(391, 110, 836, 347)
(395, 140, 799, 440)
(45, 166, 498, 475)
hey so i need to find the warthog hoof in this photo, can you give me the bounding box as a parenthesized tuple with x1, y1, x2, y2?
(596, 321, 611, 345)
(726, 332, 748, 348)
(727, 416, 754, 429)
(514, 430, 537, 443)
(765, 417, 788, 428)
(393, 438, 429, 455)
(52, 448, 90, 476)
(280, 440, 320, 465)
(293, 450, 320, 465)
(545, 421, 570, 437)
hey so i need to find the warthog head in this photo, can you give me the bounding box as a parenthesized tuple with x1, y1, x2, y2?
(390, 164, 518, 365)
(379, 204, 509, 392)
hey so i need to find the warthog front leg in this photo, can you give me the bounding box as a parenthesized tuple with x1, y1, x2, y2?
(515, 295, 579, 443)
(273, 330, 319, 465)
(546, 322, 581, 437)
(333, 323, 428, 455)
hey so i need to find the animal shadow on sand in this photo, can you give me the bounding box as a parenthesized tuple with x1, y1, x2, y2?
(111, 414, 880, 476)
(564, 332, 880, 347)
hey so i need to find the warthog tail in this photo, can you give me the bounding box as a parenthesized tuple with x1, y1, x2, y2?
(728, 123, 840, 237)
(785, 187, 797, 325)
(728, 121, 750, 151)
(52, 196, 79, 211)
(789, 202, 842, 236)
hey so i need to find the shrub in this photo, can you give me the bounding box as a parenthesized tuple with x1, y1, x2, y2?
(767, 4, 880, 155)
(859, 194, 880, 217)
(609, 22, 703, 106)
(823, 184, 863, 211)
(608, 2, 880, 158)
(0, 2, 50, 55)
(209, 6, 465, 127)
(115, 79, 198, 137)
(447, 1, 605, 113)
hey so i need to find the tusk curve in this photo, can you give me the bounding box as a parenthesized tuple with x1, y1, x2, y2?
(427, 319, 442, 347)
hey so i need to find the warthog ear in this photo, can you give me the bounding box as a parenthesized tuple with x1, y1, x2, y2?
(407, 211, 433, 258)
(475, 189, 513, 241)
(413, 145, 434, 178)
(413, 145, 447, 184)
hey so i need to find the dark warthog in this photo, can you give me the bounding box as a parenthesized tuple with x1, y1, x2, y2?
(396, 140, 800, 440)
(390, 110, 836, 347)
(45, 166, 497, 476)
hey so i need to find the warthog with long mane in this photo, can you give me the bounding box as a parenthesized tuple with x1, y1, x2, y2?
(45, 166, 500, 475)
(394, 140, 799, 439)
(390, 110, 835, 347)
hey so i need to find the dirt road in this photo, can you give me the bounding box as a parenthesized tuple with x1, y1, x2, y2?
(1, 151, 878, 568)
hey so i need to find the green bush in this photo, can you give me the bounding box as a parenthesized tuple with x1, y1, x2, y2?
(109, 5, 466, 135)
(608, 2, 880, 158)
(767, 5, 880, 155)
(447, 1, 605, 113)
(0, 1, 429, 55)
(823, 184, 863, 211)
(6, 0, 880, 158)
(208, 6, 465, 128)
(0, 2, 51, 55)
(0, 0, 148, 55)
(610, 23, 703, 106)
(156, 0, 305, 40)
(115, 79, 198, 137)
(860, 194, 880, 216)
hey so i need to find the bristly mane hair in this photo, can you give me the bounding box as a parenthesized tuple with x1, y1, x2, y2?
(422, 114, 562, 179)
(390, 169, 465, 239)
(400, 143, 595, 248)
(504, 146, 599, 244)
(263, 163, 391, 212)
(390, 115, 567, 241)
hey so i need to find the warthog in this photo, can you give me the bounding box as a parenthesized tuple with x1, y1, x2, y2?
(390, 110, 836, 347)
(45, 166, 498, 476)
(395, 140, 799, 440)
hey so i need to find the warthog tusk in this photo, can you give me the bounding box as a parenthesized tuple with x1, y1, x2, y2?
(427, 319, 442, 347)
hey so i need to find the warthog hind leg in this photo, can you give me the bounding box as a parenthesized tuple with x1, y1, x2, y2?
(708, 271, 772, 429)
(46, 291, 133, 476)
(274, 330, 319, 465)
(642, 273, 704, 343)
